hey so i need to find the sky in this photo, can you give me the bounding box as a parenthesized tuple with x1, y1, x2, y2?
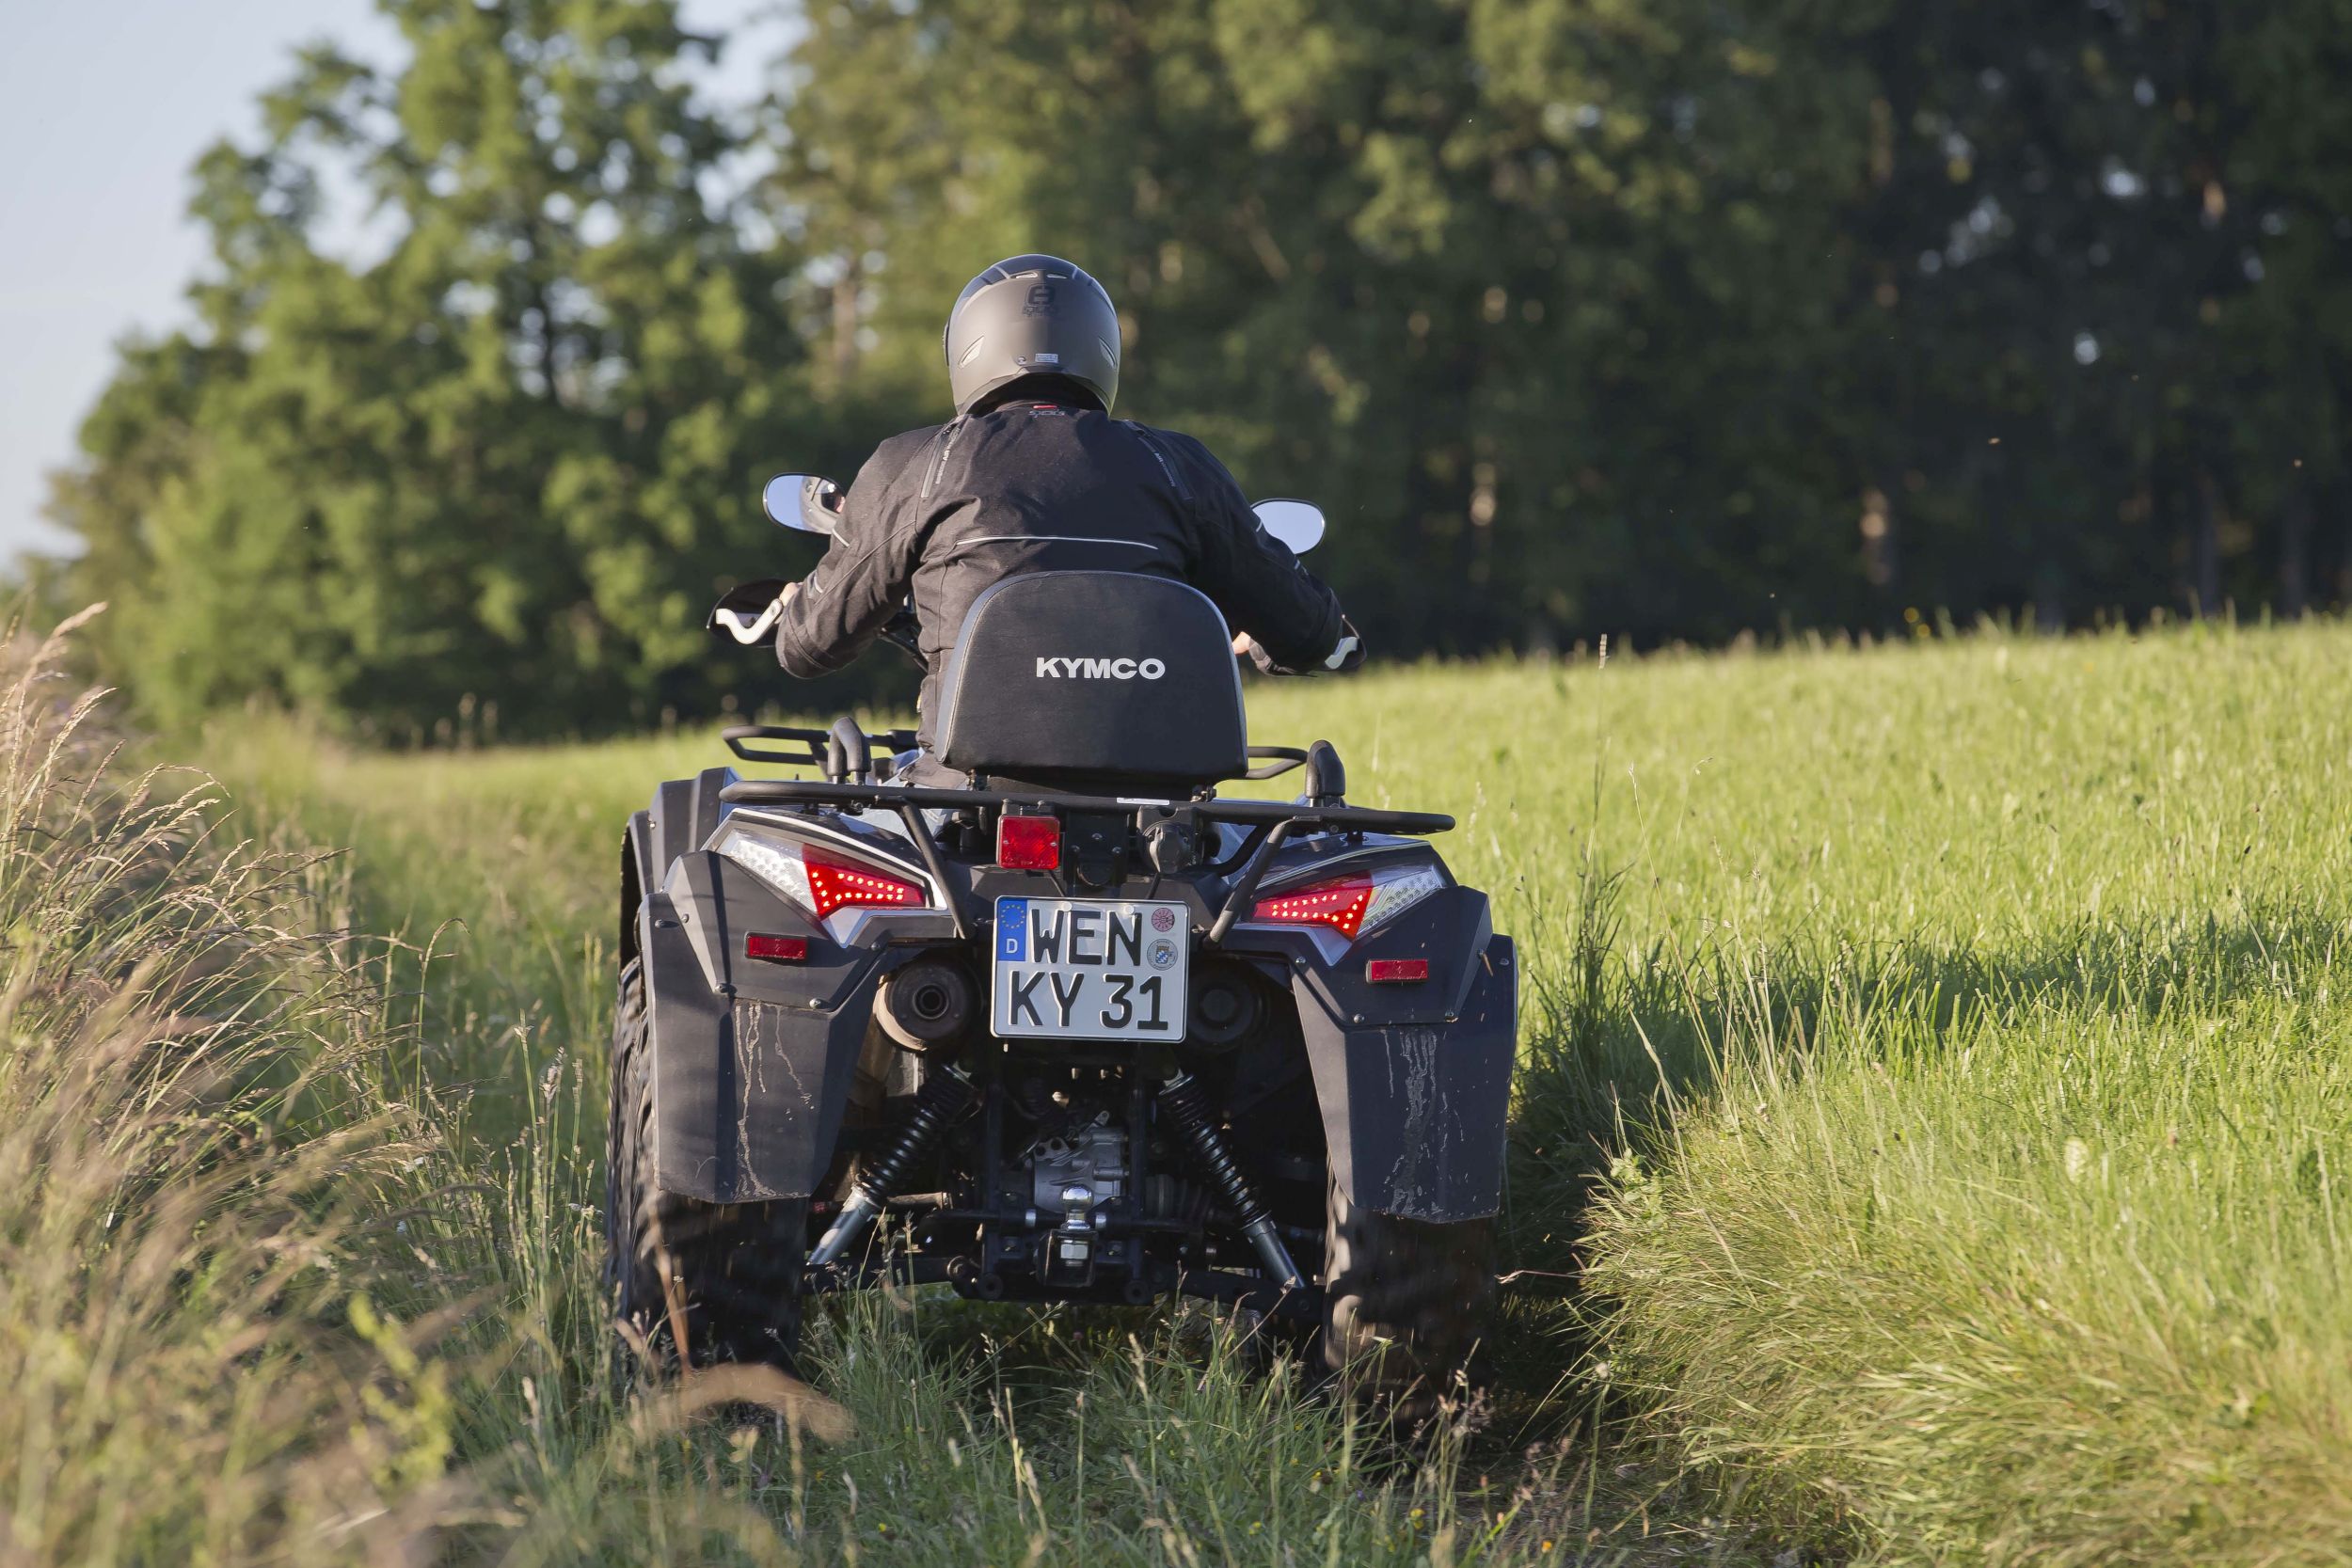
(0, 0, 778, 561)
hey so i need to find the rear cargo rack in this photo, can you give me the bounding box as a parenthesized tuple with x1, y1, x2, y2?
(714, 775, 1454, 838)
(724, 722, 920, 780)
(718, 727, 1452, 951)
(719, 775, 1452, 951)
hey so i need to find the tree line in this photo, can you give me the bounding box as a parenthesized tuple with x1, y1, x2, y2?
(46, 0, 2352, 738)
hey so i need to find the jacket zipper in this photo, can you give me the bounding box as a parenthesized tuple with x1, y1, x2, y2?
(921, 417, 967, 502)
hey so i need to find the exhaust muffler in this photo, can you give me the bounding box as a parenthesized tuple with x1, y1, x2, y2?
(874, 958, 975, 1051)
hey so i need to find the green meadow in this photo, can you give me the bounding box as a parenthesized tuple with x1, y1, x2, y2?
(7, 617, 2344, 1563)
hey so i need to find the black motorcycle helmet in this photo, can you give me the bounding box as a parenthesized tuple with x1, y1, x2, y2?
(944, 254, 1121, 415)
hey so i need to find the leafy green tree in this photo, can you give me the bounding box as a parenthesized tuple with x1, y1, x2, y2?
(55, 0, 802, 737)
(1820, 0, 2352, 625)
(778, 0, 1877, 650)
(52, 0, 2352, 742)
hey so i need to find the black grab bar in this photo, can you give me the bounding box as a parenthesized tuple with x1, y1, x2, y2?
(716, 775, 1454, 837)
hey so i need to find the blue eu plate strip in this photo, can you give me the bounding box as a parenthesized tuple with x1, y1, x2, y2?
(995, 897, 1028, 962)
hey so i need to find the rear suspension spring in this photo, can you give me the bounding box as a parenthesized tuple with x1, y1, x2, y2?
(808, 1062, 976, 1268)
(1156, 1070, 1303, 1288)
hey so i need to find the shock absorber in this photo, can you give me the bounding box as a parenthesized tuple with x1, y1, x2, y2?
(808, 1062, 976, 1268)
(1156, 1069, 1304, 1288)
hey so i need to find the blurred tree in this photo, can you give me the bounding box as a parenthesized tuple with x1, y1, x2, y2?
(49, 0, 2352, 740)
(2223, 0, 2352, 611)
(777, 0, 1876, 650)
(1828, 0, 2341, 626)
(52, 0, 803, 737)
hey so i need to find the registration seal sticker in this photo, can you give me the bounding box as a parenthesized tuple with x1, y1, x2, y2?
(1149, 938, 1179, 970)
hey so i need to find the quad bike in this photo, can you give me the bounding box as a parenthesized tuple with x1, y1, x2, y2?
(606, 474, 1518, 1414)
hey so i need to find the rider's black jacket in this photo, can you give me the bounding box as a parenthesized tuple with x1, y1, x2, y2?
(773, 399, 1351, 753)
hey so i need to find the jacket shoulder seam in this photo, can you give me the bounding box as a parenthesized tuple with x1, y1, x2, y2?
(1122, 421, 1191, 501)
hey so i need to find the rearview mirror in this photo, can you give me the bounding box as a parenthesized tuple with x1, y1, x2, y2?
(1251, 498, 1326, 554)
(763, 473, 843, 536)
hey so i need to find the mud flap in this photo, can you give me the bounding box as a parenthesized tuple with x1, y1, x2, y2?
(639, 851, 885, 1204)
(1293, 903, 1517, 1222)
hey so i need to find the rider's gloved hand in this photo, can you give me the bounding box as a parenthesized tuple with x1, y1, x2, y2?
(1232, 616, 1365, 675)
(708, 578, 801, 645)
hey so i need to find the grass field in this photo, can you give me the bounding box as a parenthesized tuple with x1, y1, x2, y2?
(14, 617, 2346, 1563)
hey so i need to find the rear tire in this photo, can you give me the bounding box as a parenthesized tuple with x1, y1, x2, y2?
(1320, 1176, 1494, 1426)
(606, 957, 806, 1372)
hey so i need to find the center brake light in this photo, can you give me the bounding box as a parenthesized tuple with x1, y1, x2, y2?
(997, 812, 1062, 871)
(1249, 861, 1447, 944)
(714, 826, 930, 923)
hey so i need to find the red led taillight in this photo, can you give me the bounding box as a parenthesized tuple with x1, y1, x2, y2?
(802, 849, 925, 918)
(1365, 958, 1429, 984)
(745, 933, 809, 963)
(1251, 877, 1375, 940)
(997, 813, 1061, 871)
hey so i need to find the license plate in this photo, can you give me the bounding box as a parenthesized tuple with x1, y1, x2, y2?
(992, 895, 1189, 1041)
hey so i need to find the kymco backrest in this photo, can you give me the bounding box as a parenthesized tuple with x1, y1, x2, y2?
(934, 572, 1246, 784)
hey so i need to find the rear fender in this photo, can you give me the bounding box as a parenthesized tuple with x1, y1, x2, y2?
(1288, 886, 1517, 1222)
(637, 849, 888, 1203)
(621, 812, 655, 965)
(650, 767, 738, 877)
(625, 767, 734, 968)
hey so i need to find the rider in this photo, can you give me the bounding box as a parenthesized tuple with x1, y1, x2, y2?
(753, 254, 1361, 782)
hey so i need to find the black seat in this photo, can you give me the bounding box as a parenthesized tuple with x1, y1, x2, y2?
(933, 572, 1245, 790)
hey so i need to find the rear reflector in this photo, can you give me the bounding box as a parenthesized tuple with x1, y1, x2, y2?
(997, 813, 1062, 870)
(1365, 958, 1429, 984)
(745, 933, 809, 963)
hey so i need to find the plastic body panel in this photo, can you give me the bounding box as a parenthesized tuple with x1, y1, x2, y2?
(651, 768, 738, 883)
(1262, 886, 1517, 1222)
(1293, 934, 1516, 1222)
(640, 851, 890, 1203)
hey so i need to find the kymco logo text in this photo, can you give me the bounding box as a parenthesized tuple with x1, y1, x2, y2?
(1034, 657, 1166, 680)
